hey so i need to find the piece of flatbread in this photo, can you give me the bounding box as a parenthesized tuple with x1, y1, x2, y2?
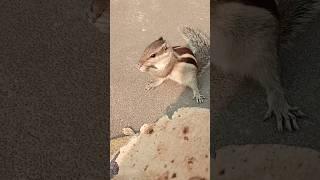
(113, 107, 210, 180)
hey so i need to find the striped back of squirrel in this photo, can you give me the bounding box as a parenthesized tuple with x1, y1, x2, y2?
(172, 46, 198, 69)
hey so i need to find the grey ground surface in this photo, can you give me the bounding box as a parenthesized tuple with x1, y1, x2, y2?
(212, 14, 320, 151)
(1, 0, 108, 178)
(110, 0, 210, 138)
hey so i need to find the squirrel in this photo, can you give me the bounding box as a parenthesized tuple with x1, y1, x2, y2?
(136, 27, 210, 103)
(212, 0, 320, 131)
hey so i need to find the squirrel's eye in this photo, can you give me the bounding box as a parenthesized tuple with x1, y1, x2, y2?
(150, 54, 156, 58)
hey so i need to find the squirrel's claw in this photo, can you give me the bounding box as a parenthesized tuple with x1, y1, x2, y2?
(264, 105, 305, 132)
(145, 81, 156, 91)
(194, 94, 205, 104)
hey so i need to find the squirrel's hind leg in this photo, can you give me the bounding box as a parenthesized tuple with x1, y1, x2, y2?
(188, 77, 205, 104)
(252, 61, 305, 131)
(169, 64, 205, 103)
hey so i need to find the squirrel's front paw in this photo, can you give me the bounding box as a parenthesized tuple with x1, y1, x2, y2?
(264, 103, 306, 132)
(193, 93, 205, 103)
(145, 81, 156, 91)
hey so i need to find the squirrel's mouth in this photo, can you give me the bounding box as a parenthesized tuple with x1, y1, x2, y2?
(137, 64, 157, 72)
(148, 65, 158, 69)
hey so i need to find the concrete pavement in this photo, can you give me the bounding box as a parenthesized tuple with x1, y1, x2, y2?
(1, 0, 108, 178)
(110, 0, 210, 138)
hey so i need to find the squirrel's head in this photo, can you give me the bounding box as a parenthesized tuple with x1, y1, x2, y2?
(136, 37, 173, 72)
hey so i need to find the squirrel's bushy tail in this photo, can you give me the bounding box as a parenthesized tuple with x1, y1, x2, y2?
(277, 0, 320, 48)
(178, 26, 210, 74)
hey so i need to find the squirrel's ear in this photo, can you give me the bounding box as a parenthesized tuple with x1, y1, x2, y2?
(158, 37, 163, 41)
(161, 42, 169, 50)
